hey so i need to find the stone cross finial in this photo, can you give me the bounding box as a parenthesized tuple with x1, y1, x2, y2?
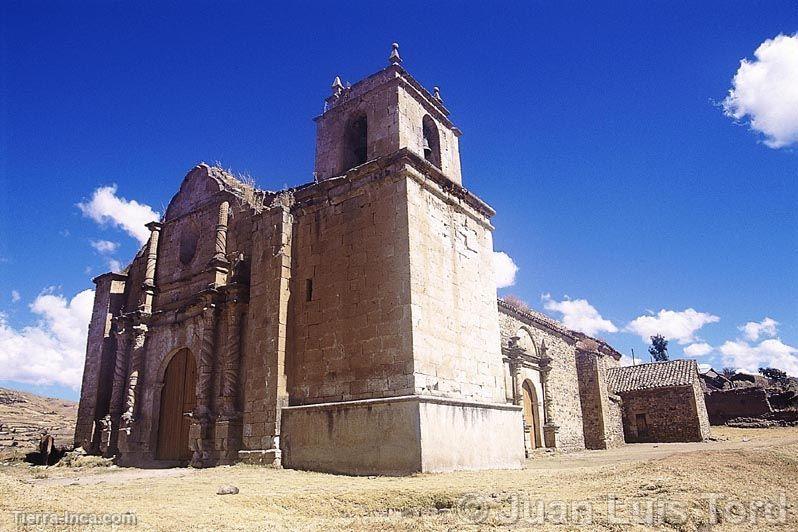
(331, 76, 344, 97)
(433, 86, 442, 102)
(389, 42, 402, 65)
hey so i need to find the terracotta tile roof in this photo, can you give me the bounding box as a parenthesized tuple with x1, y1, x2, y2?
(607, 359, 699, 394)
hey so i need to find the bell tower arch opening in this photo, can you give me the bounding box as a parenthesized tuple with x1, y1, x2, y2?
(341, 114, 368, 172)
(422, 115, 441, 168)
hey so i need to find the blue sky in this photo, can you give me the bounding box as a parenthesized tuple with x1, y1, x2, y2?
(1, 1, 796, 400)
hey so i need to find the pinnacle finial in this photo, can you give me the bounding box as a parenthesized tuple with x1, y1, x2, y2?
(389, 42, 402, 65)
(433, 86, 442, 102)
(331, 75, 344, 97)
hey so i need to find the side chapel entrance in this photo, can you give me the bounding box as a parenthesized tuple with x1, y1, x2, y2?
(156, 348, 196, 461)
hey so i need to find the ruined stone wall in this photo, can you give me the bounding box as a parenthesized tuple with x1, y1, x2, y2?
(407, 173, 505, 404)
(620, 386, 705, 443)
(496, 310, 585, 450)
(287, 169, 415, 405)
(705, 387, 771, 425)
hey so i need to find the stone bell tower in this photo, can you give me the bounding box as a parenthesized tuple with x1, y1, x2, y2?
(279, 44, 524, 474)
(314, 43, 463, 184)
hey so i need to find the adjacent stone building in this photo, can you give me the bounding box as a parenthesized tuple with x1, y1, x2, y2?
(75, 45, 711, 475)
(607, 360, 711, 443)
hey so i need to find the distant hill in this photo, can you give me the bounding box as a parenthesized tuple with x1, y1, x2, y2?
(0, 387, 78, 454)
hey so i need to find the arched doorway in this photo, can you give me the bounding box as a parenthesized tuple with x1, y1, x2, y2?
(156, 349, 196, 461)
(522, 380, 542, 449)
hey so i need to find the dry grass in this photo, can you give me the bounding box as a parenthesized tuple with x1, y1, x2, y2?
(2, 427, 797, 530)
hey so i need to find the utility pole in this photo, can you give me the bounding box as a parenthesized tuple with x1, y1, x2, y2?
(631, 348, 636, 366)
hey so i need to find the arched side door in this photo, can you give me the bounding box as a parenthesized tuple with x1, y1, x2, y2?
(522, 380, 542, 449)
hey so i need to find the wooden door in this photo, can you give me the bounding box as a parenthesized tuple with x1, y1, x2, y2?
(156, 349, 196, 461)
(522, 380, 542, 449)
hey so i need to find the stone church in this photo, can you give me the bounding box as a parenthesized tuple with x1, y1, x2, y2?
(75, 45, 709, 474)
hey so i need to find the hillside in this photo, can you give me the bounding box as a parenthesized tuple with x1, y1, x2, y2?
(0, 387, 78, 454)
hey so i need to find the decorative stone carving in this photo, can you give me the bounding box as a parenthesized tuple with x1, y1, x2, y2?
(219, 295, 243, 420)
(121, 323, 148, 428)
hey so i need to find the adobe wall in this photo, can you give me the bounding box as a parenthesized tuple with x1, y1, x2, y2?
(705, 387, 772, 425)
(407, 169, 505, 404)
(620, 385, 706, 443)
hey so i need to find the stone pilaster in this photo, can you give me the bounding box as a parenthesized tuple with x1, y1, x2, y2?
(539, 349, 559, 448)
(105, 322, 130, 457)
(75, 272, 127, 453)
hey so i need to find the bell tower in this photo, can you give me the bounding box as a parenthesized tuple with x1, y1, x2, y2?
(314, 43, 463, 184)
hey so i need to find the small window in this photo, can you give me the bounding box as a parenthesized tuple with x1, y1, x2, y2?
(342, 115, 367, 171)
(305, 279, 313, 302)
(422, 115, 441, 168)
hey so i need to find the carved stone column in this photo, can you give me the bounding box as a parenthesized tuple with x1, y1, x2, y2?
(120, 323, 148, 438)
(190, 295, 218, 467)
(220, 295, 243, 419)
(140, 222, 163, 314)
(105, 322, 130, 457)
(216, 288, 245, 463)
(209, 201, 231, 287)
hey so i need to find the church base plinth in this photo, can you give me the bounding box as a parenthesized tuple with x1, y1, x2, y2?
(280, 395, 524, 476)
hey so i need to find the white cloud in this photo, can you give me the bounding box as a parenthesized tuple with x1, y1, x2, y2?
(625, 308, 719, 345)
(78, 185, 159, 244)
(90, 239, 120, 255)
(10, 290, 20, 303)
(738, 317, 779, 342)
(108, 259, 123, 273)
(493, 251, 519, 289)
(0, 289, 94, 389)
(722, 33, 798, 148)
(719, 338, 798, 377)
(542, 294, 618, 336)
(684, 342, 713, 357)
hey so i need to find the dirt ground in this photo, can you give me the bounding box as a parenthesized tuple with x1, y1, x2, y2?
(1, 426, 797, 531)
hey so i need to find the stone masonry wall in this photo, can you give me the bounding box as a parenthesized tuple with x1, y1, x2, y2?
(692, 376, 711, 439)
(74, 274, 126, 449)
(407, 172, 505, 404)
(576, 352, 625, 449)
(397, 84, 462, 184)
(287, 169, 415, 405)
